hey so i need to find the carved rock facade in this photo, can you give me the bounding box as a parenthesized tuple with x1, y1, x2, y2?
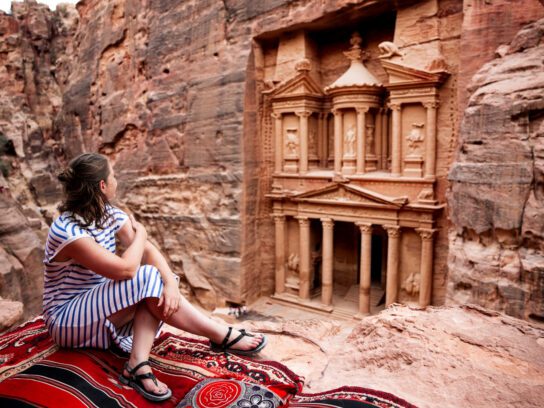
(0, 0, 543, 324)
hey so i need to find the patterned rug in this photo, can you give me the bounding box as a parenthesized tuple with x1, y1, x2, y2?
(0, 317, 416, 407)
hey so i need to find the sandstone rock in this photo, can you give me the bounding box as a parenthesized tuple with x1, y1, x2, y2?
(0, 298, 23, 333)
(448, 18, 544, 321)
(230, 304, 544, 408)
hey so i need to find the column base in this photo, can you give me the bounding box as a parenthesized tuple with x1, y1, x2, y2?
(284, 159, 298, 173)
(342, 159, 356, 174)
(354, 312, 371, 320)
(365, 155, 378, 172)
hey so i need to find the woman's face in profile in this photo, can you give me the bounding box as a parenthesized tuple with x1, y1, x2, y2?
(101, 162, 118, 200)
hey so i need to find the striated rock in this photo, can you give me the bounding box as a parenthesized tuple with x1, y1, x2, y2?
(0, 186, 45, 319)
(209, 304, 544, 408)
(0, 297, 24, 333)
(448, 18, 544, 321)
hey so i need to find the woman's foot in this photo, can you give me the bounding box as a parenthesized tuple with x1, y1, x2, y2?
(122, 359, 169, 396)
(210, 327, 267, 355)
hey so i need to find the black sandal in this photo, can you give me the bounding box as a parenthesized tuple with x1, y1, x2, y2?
(119, 360, 172, 402)
(210, 327, 268, 356)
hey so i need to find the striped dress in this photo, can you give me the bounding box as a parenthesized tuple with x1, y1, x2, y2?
(43, 205, 166, 352)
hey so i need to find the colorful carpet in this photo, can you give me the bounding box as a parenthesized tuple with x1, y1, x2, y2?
(0, 317, 416, 407)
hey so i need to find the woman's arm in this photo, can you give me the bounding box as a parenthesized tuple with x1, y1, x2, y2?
(117, 217, 180, 318)
(57, 217, 147, 281)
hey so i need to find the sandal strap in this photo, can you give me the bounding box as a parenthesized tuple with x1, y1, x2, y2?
(135, 372, 158, 386)
(220, 327, 233, 349)
(125, 360, 151, 376)
(225, 331, 246, 349)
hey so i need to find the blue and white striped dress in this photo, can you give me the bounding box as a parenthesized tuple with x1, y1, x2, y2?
(43, 205, 166, 352)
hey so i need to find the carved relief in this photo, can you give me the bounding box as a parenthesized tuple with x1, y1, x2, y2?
(403, 272, 420, 295)
(287, 253, 299, 272)
(406, 123, 424, 153)
(366, 124, 375, 154)
(344, 124, 356, 157)
(378, 41, 402, 59)
(285, 128, 299, 157)
(309, 126, 318, 157)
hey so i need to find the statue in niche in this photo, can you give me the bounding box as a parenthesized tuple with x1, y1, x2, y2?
(366, 124, 375, 154)
(285, 128, 299, 156)
(309, 127, 317, 156)
(403, 272, 420, 296)
(378, 41, 403, 59)
(406, 123, 425, 153)
(344, 124, 356, 156)
(287, 253, 299, 273)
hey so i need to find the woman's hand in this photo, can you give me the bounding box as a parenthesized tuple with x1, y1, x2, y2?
(157, 279, 181, 320)
(129, 214, 147, 241)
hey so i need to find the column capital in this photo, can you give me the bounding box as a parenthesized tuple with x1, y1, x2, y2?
(388, 103, 401, 111)
(271, 112, 282, 119)
(423, 101, 439, 110)
(296, 216, 310, 227)
(272, 214, 286, 223)
(384, 225, 401, 237)
(356, 106, 370, 114)
(356, 222, 373, 233)
(321, 218, 334, 229)
(295, 110, 312, 118)
(331, 108, 343, 117)
(416, 228, 436, 240)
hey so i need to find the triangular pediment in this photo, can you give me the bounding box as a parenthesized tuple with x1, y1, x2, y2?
(292, 183, 407, 207)
(381, 60, 449, 86)
(271, 73, 323, 100)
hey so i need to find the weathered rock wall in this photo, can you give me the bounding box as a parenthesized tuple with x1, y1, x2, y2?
(0, 0, 77, 322)
(1, 0, 543, 324)
(448, 16, 544, 321)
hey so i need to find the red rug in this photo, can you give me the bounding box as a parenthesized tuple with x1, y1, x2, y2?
(0, 317, 417, 407)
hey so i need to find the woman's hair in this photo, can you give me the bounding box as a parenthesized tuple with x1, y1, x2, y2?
(58, 153, 111, 229)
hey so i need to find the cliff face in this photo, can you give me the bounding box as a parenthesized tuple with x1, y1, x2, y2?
(448, 17, 544, 322)
(0, 1, 77, 319)
(0, 0, 543, 325)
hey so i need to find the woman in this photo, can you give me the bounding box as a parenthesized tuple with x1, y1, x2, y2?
(43, 153, 266, 402)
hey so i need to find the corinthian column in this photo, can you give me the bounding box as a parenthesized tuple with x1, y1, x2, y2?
(321, 218, 334, 306)
(332, 109, 343, 174)
(356, 107, 368, 173)
(384, 225, 400, 306)
(273, 215, 286, 294)
(357, 223, 372, 315)
(272, 112, 283, 173)
(296, 111, 311, 174)
(297, 216, 311, 300)
(423, 102, 438, 179)
(389, 103, 401, 176)
(416, 228, 436, 307)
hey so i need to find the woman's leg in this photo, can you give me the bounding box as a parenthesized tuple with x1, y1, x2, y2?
(144, 296, 263, 351)
(123, 301, 169, 395)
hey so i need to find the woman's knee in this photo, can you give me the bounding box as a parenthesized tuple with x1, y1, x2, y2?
(138, 264, 161, 282)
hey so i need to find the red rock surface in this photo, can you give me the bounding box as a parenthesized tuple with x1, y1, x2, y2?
(168, 304, 544, 408)
(448, 17, 544, 322)
(0, 0, 543, 328)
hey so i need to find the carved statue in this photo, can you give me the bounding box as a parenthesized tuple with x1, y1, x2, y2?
(378, 41, 402, 59)
(403, 272, 420, 296)
(309, 127, 317, 156)
(366, 124, 375, 154)
(344, 124, 356, 156)
(407, 123, 424, 152)
(287, 253, 299, 273)
(285, 128, 299, 156)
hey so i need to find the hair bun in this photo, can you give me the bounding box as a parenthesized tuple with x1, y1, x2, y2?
(58, 167, 75, 183)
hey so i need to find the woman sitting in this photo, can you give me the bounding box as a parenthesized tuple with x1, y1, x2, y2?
(43, 153, 267, 402)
